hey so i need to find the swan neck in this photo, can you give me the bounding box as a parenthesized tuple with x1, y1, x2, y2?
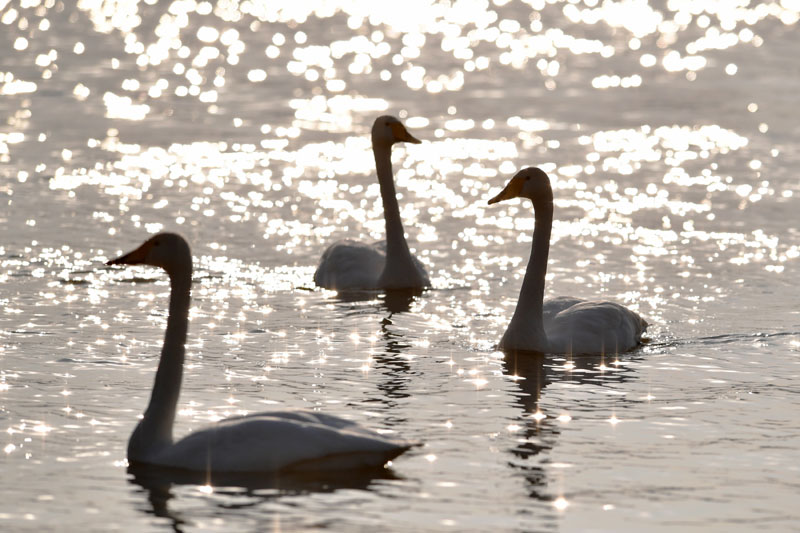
(374, 141, 413, 265)
(508, 202, 553, 341)
(138, 265, 192, 450)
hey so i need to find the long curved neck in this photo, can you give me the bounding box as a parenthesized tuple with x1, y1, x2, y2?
(374, 141, 415, 269)
(507, 201, 553, 346)
(137, 266, 191, 450)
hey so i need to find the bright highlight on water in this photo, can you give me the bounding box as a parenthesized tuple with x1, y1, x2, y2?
(1, 1, 799, 531)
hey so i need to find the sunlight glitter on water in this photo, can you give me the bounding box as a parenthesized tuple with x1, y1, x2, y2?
(2, 0, 800, 531)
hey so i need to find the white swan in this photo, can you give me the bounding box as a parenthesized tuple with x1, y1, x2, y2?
(314, 116, 430, 290)
(488, 167, 648, 355)
(107, 233, 413, 472)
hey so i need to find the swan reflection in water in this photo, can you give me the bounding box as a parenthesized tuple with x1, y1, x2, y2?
(501, 349, 640, 502)
(359, 313, 422, 431)
(328, 292, 421, 424)
(128, 462, 400, 532)
(328, 287, 425, 315)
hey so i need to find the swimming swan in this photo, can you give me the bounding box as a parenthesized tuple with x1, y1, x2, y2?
(107, 233, 413, 472)
(314, 116, 430, 290)
(488, 167, 647, 355)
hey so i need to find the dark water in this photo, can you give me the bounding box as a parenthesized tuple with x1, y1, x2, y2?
(1, 1, 799, 531)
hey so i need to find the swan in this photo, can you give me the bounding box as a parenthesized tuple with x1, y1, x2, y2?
(488, 167, 648, 355)
(107, 233, 413, 473)
(314, 115, 430, 290)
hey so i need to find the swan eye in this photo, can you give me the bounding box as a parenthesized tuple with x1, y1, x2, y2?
(154, 241, 161, 247)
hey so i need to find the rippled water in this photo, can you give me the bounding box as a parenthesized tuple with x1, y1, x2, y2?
(2, 1, 800, 531)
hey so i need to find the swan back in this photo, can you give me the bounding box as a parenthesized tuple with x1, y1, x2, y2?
(314, 239, 386, 289)
(149, 411, 412, 472)
(545, 299, 647, 355)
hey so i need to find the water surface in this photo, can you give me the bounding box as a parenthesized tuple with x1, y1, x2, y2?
(2, 1, 799, 531)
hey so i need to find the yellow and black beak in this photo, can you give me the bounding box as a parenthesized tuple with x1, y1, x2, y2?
(390, 122, 421, 144)
(488, 176, 524, 205)
(106, 241, 151, 266)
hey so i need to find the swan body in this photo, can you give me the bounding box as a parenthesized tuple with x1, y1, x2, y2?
(488, 168, 648, 355)
(315, 239, 429, 290)
(314, 116, 430, 290)
(129, 410, 407, 472)
(108, 233, 412, 473)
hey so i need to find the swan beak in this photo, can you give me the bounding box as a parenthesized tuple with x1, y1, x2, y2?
(488, 176, 524, 204)
(391, 122, 421, 144)
(106, 242, 151, 266)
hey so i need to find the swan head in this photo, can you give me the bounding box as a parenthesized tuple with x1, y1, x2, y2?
(107, 232, 192, 277)
(488, 167, 553, 206)
(372, 115, 421, 147)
